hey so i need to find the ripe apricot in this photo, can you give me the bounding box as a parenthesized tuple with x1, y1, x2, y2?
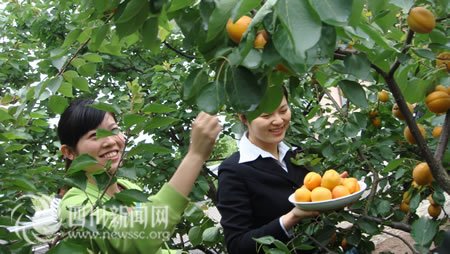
(311, 187, 332, 202)
(378, 90, 389, 102)
(403, 124, 426, 144)
(321, 169, 342, 191)
(303, 172, 322, 191)
(400, 201, 410, 213)
(435, 85, 448, 93)
(332, 185, 350, 199)
(412, 162, 433, 186)
(253, 30, 269, 49)
(392, 103, 414, 120)
(275, 63, 291, 74)
(226, 16, 252, 43)
(342, 178, 360, 194)
(436, 52, 450, 72)
(371, 117, 381, 128)
(428, 204, 442, 218)
(432, 126, 442, 138)
(369, 110, 378, 118)
(425, 91, 450, 114)
(341, 238, 348, 250)
(407, 7, 436, 34)
(295, 186, 311, 202)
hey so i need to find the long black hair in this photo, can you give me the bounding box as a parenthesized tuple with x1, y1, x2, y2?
(57, 99, 107, 150)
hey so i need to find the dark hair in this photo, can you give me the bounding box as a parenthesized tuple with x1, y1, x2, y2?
(57, 99, 107, 149)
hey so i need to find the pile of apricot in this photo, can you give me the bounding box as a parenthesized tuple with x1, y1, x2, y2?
(295, 169, 360, 202)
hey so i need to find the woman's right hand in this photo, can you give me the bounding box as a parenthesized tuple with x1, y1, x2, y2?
(281, 207, 319, 231)
(189, 112, 222, 160)
(291, 207, 319, 219)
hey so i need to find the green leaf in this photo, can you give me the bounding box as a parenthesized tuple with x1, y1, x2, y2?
(167, 0, 195, 12)
(141, 17, 160, 51)
(254, 236, 276, 245)
(273, 239, 290, 253)
(196, 81, 223, 114)
(62, 70, 79, 82)
(358, 23, 397, 52)
(72, 77, 90, 92)
(247, 84, 283, 122)
(383, 158, 405, 173)
(349, 0, 364, 27)
(344, 54, 372, 80)
(230, 0, 260, 21)
(115, 0, 148, 24)
(389, 0, 414, 13)
(202, 226, 220, 242)
(127, 143, 171, 157)
(142, 103, 176, 113)
(47, 76, 64, 94)
(90, 24, 109, 51)
(399, 78, 428, 104)
(0, 109, 13, 122)
(206, 0, 237, 42)
(62, 29, 82, 48)
(123, 113, 147, 129)
(47, 239, 89, 254)
(225, 66, 266, 112)
(116, 4, 149, 38)
(310, 0, 352, 26)
(67, 154, 98, 175)
(58, 82, 74, 97)
(412, 48, 435, 60)
(96, 128, 117, 139)
(78, 63, 97, 77)
(145, 116, 179, 129)
(411, 217, 439, 246)
(82, 53, 103, 63)
(184, 203, 204, 223)
(114, 189, 149, 205)
(188, 226, 203, 246)
(241, 49, 262, 70)
(48, 95, 69, 114)
(338, 80, 368, 109)
(10, 177, 37, 192)
(356, 219, 379, 235)
(89, 102, 122, 115)
(275, 0, 322, 55)
(63, 171, 87, 191)
(376, 199, 391, 216)
(183, 68, 209, 101)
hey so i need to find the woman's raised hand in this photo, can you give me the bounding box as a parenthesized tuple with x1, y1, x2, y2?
(189, 112, 222, 161)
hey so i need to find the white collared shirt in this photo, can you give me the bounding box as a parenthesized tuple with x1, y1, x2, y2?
(238, 132, 290, 172)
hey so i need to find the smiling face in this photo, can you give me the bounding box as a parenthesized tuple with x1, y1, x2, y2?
(244, 96, 291, 151)
(62, 113, 125, 174)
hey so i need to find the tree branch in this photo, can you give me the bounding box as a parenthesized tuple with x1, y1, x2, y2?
(163, 41, 195, 60)
(368, 28, 450, 194)
(435, 111, 450, 162)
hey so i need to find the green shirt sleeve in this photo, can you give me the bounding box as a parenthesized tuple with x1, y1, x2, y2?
(59, 181, 189, 254)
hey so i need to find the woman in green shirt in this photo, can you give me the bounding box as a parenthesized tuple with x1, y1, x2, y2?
(57, 99, 221, 253)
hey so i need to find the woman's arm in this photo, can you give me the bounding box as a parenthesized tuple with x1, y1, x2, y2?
(168, 112, 221, 197)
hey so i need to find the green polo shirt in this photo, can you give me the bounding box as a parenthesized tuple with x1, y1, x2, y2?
(59, 179, 188, 254)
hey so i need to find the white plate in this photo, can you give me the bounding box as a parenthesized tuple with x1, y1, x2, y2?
(288, 181, 367, 211)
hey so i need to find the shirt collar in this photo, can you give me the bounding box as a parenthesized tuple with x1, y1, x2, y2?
(238, 132, 290, 164)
